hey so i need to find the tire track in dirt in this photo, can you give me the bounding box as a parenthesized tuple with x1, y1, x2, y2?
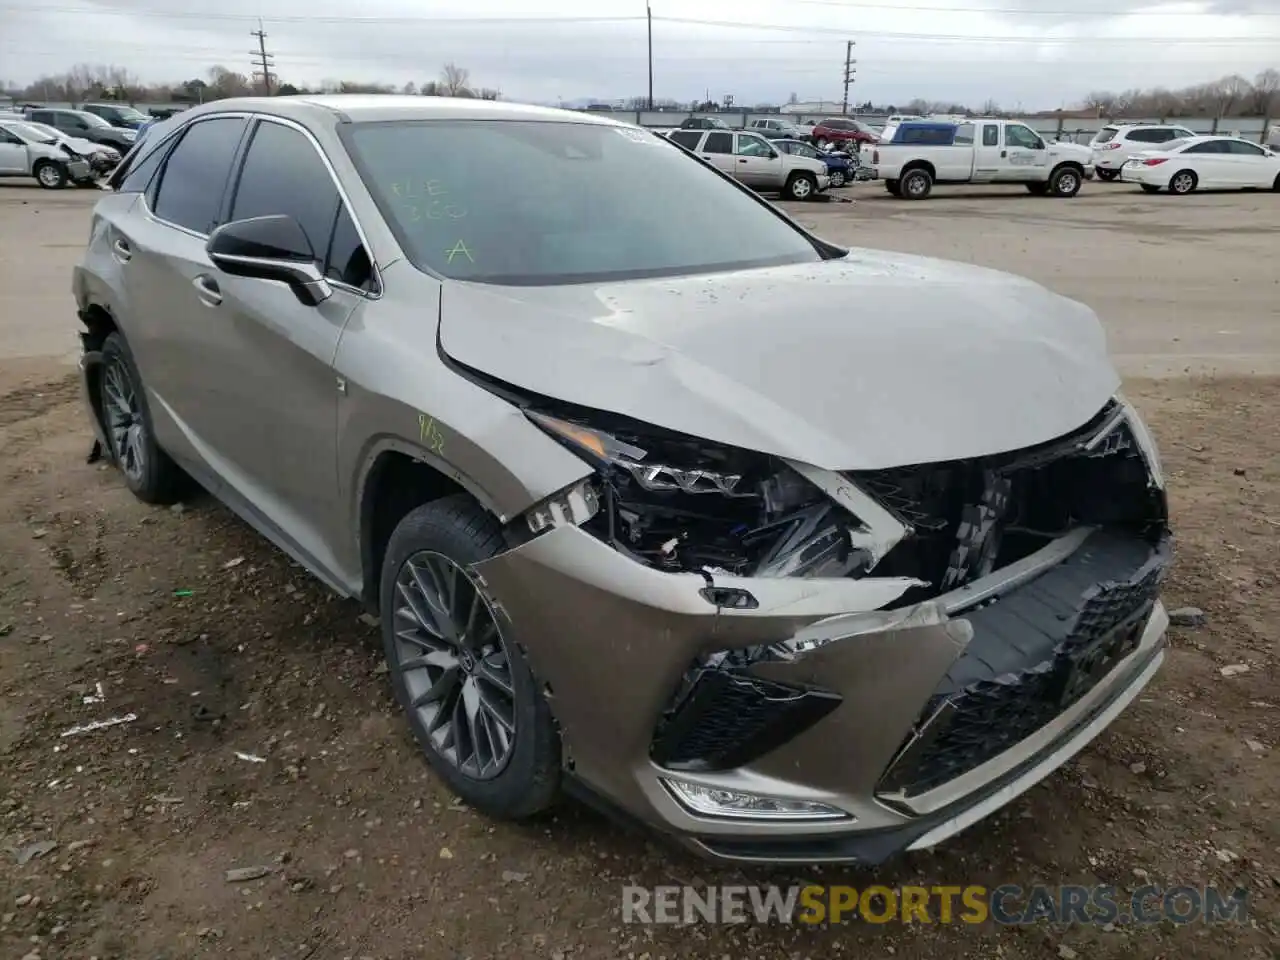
(0, 372, 80, 427)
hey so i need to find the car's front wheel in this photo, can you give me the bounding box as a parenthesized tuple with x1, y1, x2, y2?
(379, 495, 561, 820)
(1048, 164, 1083, 197)
(1168, 169, 1197, 194)
(828, 168, 846, 187)
(785, 172, 818, 200)
(99, 332, 184, 503)
(33, 160, 67, 189)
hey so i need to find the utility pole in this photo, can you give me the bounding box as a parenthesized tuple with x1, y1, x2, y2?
(646, 3, 654, 111)
(842, 40, 856, 115)
(250, 22, 275, 95)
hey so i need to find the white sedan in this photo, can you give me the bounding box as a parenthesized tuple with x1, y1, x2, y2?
(1120, 135, 1280, 195)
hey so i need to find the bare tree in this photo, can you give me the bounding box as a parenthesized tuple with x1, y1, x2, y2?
(420, 80, 441, 96)
(980, 98, 1001, 116)
(206, 65, 251, 100)
(477, 87, 501, 100)
(1252, 68, 1279, 115)
(1209, 74, 1253, 116)
(440, 63, 470, 96)
(401, 81, 417, 96)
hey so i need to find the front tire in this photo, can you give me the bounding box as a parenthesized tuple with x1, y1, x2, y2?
(99, 332, 184, 504)
(786, 172, 818, 200)
(33, 160, 67, 189)
(828, 168, 846, 188)
(379, 495, 561, 821)
(1048, 164, 1083, 197)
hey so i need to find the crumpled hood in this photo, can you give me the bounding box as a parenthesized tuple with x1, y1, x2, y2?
(439, 251, 1120, 470)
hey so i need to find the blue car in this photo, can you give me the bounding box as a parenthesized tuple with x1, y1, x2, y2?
(773, 138, 854, 186)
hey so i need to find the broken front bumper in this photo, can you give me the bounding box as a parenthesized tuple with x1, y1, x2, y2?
(474, 519, 1170, 864)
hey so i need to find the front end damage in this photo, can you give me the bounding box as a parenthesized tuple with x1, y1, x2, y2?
(473, 393, 1170, 863)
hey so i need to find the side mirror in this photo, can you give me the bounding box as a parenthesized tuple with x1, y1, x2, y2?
(205, 214, 332, 307)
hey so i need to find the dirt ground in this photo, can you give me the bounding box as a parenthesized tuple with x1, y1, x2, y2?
(1, 181, 1278, 960)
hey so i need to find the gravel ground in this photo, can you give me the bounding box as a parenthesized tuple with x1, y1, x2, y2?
(1, 180, 1277, 960)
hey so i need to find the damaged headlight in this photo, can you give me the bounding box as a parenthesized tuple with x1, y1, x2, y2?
(525, 411, 870, 579)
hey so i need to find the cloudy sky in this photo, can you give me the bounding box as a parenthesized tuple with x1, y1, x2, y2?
(3, 0, 1278, 108)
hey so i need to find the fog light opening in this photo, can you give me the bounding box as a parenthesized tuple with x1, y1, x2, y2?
(661, 777, 851, 822)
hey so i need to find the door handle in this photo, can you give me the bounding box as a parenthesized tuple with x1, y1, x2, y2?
(111, 237, 132, 263)
(738, 158, 749, 163)
(192, 274, 222, 307)
(1000, 150, 1007, 158)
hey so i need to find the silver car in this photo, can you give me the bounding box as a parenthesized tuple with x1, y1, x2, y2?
(76, 96, 1171, 864)
(0, 119, 95, 188)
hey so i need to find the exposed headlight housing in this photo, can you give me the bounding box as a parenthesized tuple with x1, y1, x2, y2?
(662, 777, 850, 822)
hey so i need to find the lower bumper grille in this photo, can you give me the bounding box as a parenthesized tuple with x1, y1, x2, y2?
(650, 667, 841, 772)
(879, 527, 1169, 798)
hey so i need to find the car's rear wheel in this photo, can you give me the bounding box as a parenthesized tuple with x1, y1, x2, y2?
(1168, 169, 1197, 194)
(1095, 169, 1119, 181)
(1140, 184, 1160, 194)
(99, 332, 184, 504)
(1272, 173, 1280, 192)
(33, 160, 67, 189)
(899, 167, 933, 200)
(379, 495, 560, 820)
(786, 172, 818, 200)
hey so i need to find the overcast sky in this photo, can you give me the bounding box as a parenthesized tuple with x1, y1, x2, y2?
(3, 0, 1278, 108)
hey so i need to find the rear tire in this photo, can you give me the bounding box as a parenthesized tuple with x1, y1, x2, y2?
(899, 167, 933, 200)
(1272, 173, 1280, 193)
(379, 495, 561, 821)
(1168, 169, 1197, 194)
(1095, 169, 1119, 182)
(33, 160, 67, 189)
(99, 333, 184, 504)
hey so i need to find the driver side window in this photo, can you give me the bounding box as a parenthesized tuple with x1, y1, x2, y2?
(1005, 124, 1041, 149)
(0, 129, 22, 145)
(735, 135, 772, 157)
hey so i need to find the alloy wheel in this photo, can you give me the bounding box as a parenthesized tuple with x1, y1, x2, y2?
(392, 550, 517, 780)
(1171, 172, 1195, 194)
(1057, 172, 1079, 195)
(102, 360, 147, 484)
(37, 165, 61, 187)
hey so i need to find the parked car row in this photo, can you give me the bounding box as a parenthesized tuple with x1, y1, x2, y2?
(674, 115, 883, 151)
(663, 127, 833, 199)
(0, 117, 120, 189)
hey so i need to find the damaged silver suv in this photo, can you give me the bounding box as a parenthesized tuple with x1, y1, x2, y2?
(75, 95, 1170, 864)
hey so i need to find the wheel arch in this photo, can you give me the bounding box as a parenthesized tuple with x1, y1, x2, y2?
(901, 159, 937, 180)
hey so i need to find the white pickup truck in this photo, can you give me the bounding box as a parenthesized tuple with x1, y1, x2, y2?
(871, 118, 1094, 199)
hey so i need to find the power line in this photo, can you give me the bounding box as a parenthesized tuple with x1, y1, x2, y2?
(250, 22, 274, 95)
(0, 6, 647, 24)
(791, 0, 1280, 15)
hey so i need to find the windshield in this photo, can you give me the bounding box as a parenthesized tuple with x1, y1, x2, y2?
(114, 106, 148, 121)
(78, 112, 112, 129)
(22, 121, 62, 141)
(342, 119, 822, 286)
(4, 122, 57, 144)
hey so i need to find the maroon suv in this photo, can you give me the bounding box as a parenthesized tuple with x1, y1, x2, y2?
(812, 117, 879, 149)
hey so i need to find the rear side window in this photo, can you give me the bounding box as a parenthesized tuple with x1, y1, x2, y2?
(954, 123, 974, 145)
(1126, 129, 1167, 143)
(114, 138, 171, 193)
(1184, 140, 1227, 154)
(229, 121, 339, 262)
(30, 110, 53, 124)
(982, 125, 999, 147)
(1095, 127, 1119, 143)
(702, 131, 732, 154)
(1223, 139, 1265, 156)
(152, 117, 248, 234)
(899, 126, 954, 145)
(668, 130, 701, 150)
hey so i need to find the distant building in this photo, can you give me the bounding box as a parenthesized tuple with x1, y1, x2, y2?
(779, 100, 847, 116)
